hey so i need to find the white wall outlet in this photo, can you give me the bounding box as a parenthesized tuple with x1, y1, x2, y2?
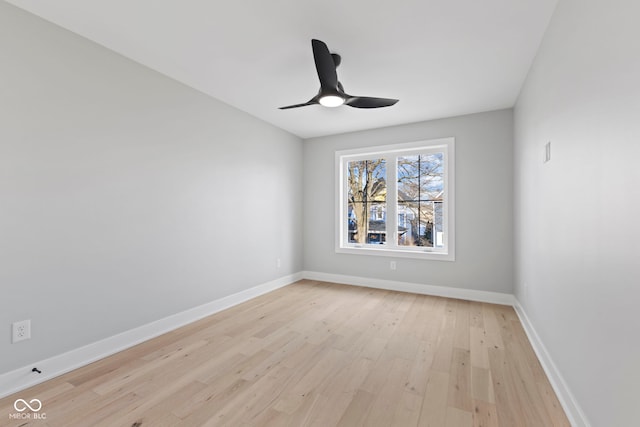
(12, 319, 31, 343)
(276, 258, 281, 269)
(390, 261, 397, 270)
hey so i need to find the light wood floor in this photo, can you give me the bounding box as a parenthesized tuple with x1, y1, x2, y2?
(0, 280, 569, 426)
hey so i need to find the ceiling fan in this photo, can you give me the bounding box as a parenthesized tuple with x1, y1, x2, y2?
(279, 39, 399, 110)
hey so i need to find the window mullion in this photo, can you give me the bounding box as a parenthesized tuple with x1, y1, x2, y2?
(341, 157, 349, 247)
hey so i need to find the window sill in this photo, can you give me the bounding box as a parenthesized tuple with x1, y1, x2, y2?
(336, 246, 455, 261)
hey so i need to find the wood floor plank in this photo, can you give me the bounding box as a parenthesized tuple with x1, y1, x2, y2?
(453, 300, 471, 350)
(418, 370, 450, 427)
(405, 339, 436, 395)
(448, 347, 473, 412)
(391, 390, 423, 426)
(287, 391, 326, 427)
(0, 280, 570, 427)
(470, 326, 491, 370)
(362, 357, 413, 426)
(471, 366, 495, 403)
(446, 406, 473, 427)
(335, 389, 375, 427)
(431, 300, 456, 373)
(472, 399, 499, 427)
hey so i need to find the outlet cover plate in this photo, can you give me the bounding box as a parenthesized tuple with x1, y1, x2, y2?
(12, 320, 31, 343)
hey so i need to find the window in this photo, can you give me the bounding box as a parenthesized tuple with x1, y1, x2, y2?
(336, 138, 455, 260)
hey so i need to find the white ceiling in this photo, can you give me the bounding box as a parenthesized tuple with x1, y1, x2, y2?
(6, 0, 558, 139)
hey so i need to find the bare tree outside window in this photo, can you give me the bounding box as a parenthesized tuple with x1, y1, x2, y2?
(397, 154, 444, 247)
(347, 159, 386, 244)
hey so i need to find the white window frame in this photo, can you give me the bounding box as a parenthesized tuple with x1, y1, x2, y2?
(335, 138, 455, 261)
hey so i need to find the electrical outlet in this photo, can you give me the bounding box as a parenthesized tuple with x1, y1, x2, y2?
(276, 258, 281, 269)
(390, 261, 397, 270)
(12, 320, 31, 343)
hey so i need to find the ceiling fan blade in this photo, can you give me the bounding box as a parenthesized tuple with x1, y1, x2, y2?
(279, 101, 317, 110)
(345, 96, 399, 109)
(312, 39, 338, 89)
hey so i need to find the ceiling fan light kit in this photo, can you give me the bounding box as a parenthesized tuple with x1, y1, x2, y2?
(319, 95, 344, 107)
(280, 39, 398, 110)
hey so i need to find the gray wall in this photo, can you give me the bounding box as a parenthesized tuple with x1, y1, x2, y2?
(303, 110, 514, 293)
(0, 3, 303, 374)
(514, 0, 640, 425)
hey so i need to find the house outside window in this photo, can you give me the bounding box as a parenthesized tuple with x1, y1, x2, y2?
(335, 138, 455, 261)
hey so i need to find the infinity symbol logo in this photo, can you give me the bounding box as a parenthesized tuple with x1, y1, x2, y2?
(13, 398, 42, 412)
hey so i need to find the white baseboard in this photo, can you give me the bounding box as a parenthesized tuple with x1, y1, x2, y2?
(513, 299, 590, 427)
(0, 272, 302, 399)
(302, 270, 515, 306)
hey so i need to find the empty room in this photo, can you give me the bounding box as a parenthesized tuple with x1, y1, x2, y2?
(0, 0, 637, 426)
